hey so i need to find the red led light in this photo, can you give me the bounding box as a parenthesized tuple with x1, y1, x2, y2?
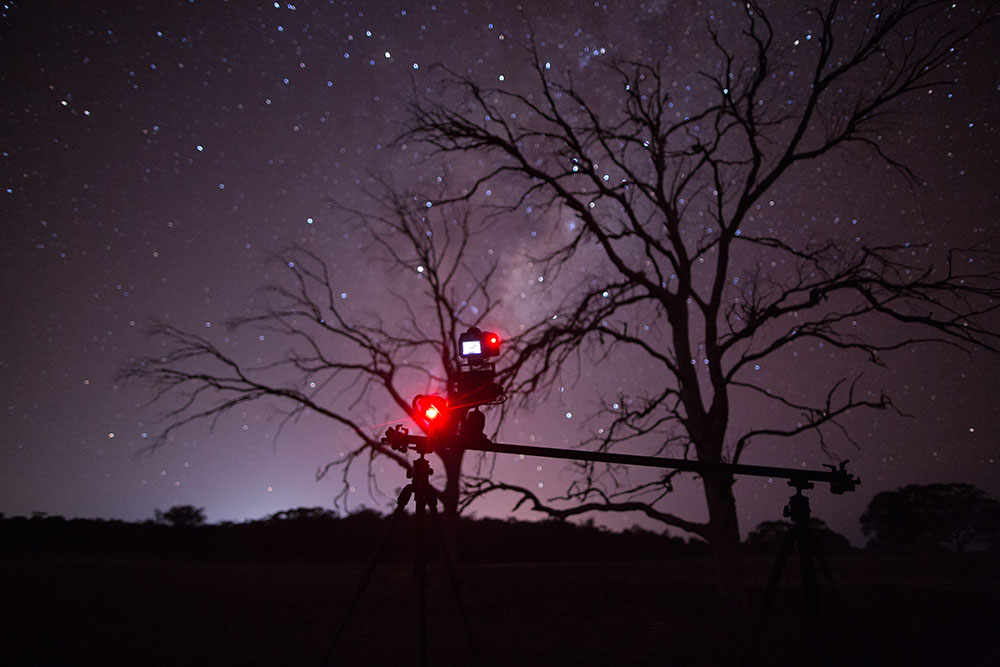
(413, 394, 450, 435)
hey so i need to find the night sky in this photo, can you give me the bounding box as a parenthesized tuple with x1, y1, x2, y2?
(2, 0, 998, 545)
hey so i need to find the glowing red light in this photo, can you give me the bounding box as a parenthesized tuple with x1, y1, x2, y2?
(424, 405, 441, 421)
(489, 335, 498, 344)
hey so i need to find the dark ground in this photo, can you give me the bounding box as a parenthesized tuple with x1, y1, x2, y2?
(3, 553, 998, 666)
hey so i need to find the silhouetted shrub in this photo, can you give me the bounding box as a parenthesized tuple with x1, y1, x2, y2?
(861, 483, 1000, 553)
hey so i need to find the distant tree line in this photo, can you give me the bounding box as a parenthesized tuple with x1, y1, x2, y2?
(0, 506, 705, 563)
(2, 483, 995, 562)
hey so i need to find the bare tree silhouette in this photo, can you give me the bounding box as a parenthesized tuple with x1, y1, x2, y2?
(398, 1, 999, 607)
(121, 191, 508, 532)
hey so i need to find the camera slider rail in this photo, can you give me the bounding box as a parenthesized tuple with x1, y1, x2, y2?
(381, 427, 859, 494)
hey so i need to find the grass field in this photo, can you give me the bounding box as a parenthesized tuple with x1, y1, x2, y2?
(3, 554, 998, 665)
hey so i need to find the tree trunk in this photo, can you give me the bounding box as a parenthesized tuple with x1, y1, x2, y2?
(436, 448, 463, 558)
(702, 470, 749, 622)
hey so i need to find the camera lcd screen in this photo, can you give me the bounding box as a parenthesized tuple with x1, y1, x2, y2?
(461, 340, 482, 356)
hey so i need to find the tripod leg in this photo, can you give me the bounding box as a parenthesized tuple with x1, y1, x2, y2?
(427, 495, 481, 666)
(415, 484, 428, 667)
(742, 527, 798, 666)
(813, 543, 872, 667)
(796, 529, 830, 666)
(323, 484, 413, 667)
(796, 529, 822, 636)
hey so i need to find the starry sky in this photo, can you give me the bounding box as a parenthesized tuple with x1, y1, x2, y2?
(2, 0, 998, 545)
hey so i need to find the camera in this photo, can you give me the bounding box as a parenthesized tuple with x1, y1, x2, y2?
(459, 327, 500, 360)
(453, 327, 503, 408)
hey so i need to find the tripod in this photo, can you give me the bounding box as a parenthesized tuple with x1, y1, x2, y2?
(323, 452, 478, 667)
(743, 482, 846, 666)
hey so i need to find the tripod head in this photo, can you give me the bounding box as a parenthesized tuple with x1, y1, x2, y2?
(783, 486, 813, 526)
